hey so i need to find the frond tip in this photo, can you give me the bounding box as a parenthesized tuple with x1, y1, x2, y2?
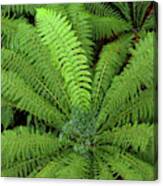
(36, 8, 92, 112)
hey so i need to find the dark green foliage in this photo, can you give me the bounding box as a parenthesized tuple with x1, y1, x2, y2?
(1, 2, 157, 180)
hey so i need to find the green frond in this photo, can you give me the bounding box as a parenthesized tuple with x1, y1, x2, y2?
(2, 70, 65, 128)
(35, 152, 89, 179)
(42, 4, 94, 64)
(109, 152, 155, 180)
(137, 131, 157, 166)
(2, 48, 70, 118)
(65, 4, 94, 65)
(90, 15, 131, 40)
(106, 87, 155, 129)
(36, 8, 92, 112)
(132, 2, 150, 29)
(95, 147, 155, 180)
(113, 2, 131, 21)
(96, 123, 154, 153)
(2, 17, 71, 115)
(1, 4, 41, 17)
(1, 17, 26, 47)
(92, 34, 132, 113)
(93, 155, 115, 180)
(1, 127, 62, 177)
(89, 2, 155, 32)
(44, 4, 94, 64)
(96, 32, 155, 129)
(113, 2, 151, 30)
(84, 3, 120, 18)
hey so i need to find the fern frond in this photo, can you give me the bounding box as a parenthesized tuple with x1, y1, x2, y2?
(1, 17, 26, 47)
(96, 32, 154, 129)
(113, 2, 131, 21)
(136, 131, 157, 166)
(44, 4, 94, 65)
(2, 17, 71, 115)
(132, 2, 150, 29)
(65, 4, 94, 65)
(36, 8, 92, 112)
(92, 34, 132, 113)
(1, 127, 63, 177)
(95, 147, 155, 180)
(94, 1, 155, 32)
(90, 14, 131, 40)
(2, 70, 65, 128)
(35, 152, 89, 179)
(42, 4, 94, 64)
(96, 123, 154, 153)
(127, 2, 155, 31)
(1, 4, 41, 17)
(93, 155, 115, 180)
(106, 87, 155, 129)
(84, 3, 120, 18)
(2, 48, 70, 118)
(109, 152, 154, 180)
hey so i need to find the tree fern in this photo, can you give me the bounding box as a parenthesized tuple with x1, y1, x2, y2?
(1, 2, 157, 180)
